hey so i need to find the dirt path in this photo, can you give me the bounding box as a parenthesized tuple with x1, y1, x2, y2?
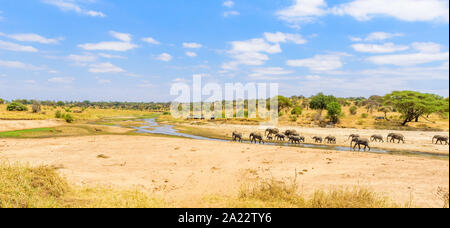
(1, 135, 448, 207)
(180, 123, 450, 155)
(0, 120, 64, 132)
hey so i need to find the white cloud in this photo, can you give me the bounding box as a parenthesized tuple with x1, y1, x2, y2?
(223, 38, 282, 69)
(332, 0, 449, 22)
(249, 67, 293, 79)
(223, 1, 235, 8)
(367, 43, 448, 66)
(48, 77, 74, 84)
(183, 42, 203, 49)
(0, 32, 62, 44)
(305, 75, 321, 80)
(264, 32, 307, 45)
(278, 0, 449, 24)
(97, 78, 111, 84)
(42, 0, 106, 17)
(0, 40, 38, 52)
(287, 54, 344, 71)
(142, 37, 160, 45)
(0, 60, 44, 70)
(68, 54, 97, 63)
(367, 52, 449, 66)
(185, 52, 197, 57)
(352, 43, 410, 53)
(276, 0, 328, 23)
(224, 11, 240, 17)
(365, 32, 403, 42)
(88, 62, 125, 73)
(412, 42, 443, 53)
(109, 31, 132, 42)
(98, 53, 126, 59)
(156, 53, 173, 62)
(78, 31, 138, 52)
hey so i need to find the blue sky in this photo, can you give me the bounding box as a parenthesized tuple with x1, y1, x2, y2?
(0, 0, 448, 102)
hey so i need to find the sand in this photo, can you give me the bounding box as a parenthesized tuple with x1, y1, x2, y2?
(180, 123, 450, 155)
(1, 135, 448, 207)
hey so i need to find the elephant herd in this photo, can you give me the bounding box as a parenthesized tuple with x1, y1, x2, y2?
(232, 128, 449, 151)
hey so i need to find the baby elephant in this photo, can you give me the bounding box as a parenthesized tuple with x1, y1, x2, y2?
(325, 136, 337, 144)
(275, 133, 286, 141)
(288, 136, 304, 144)
(370, 134, 384, 143)
(433, 135, 449, 145)
(232, 131, 243, 143)
(312, 136, 323, 143)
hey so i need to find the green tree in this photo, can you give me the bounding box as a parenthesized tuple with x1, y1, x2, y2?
(326, 102, 342, 123)
(384, 91, 448, 125)
(268, 96, 292, 113)
(291, 106, 303, 116)
(0, 98, 5, 104)
(309, 93, 337, 111)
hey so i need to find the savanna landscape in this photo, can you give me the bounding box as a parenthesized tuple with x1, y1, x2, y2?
(0, 0, 449, 211)
(0, 91, 449, 208)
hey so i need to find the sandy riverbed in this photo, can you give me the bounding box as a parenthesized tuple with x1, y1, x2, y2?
(0, 120, 64, 132)
(1, 135, 448, 207)
(179, 123, 450, 155)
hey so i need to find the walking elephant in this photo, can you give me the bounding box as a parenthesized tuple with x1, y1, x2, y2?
(351, 138, 371, 151)
(265, 128, 280, 137)
(250, 132, 264, 144)
(312, 136, 323, 143)
(325, 136, 337, 144)
(433, 135, 449, 145)
(388, 133, 405, 144)
(370, 134, 384, 143)
(232, 131, 243, 143)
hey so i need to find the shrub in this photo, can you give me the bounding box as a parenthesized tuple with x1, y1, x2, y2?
(32, 101, 41, 113)
(6, 102, 28, 111)
(0, 98, 5, 104)
(350, 106, 358, 115)
(63, 114, 74, 123)
(291, 106, 303, 116)
(290, 115, 298, 122)
(55, 110, 62, 118)
(361, 113, 368, 119)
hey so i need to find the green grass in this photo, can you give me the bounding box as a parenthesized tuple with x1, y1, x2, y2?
(0, 128, 53, 138)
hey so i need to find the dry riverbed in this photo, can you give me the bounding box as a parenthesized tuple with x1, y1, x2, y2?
(1, 135, 448, 207)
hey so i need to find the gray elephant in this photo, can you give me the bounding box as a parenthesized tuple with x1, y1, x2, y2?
(325, 136, 337, 144)
(433, 135, 449, 145)
(275, 133, 286, 141)
(288, 135, 303, 144)
(351, 138, 371, 151)
(232, 131, 243, 143)
(388, 133, 405, 144)
(284, 130, 299, 137)
(250, 132, 264, 144)
(312, 136, 323, 143)
(348, 134, 360, 141)
(265, 128, 280, 137)
(370, 134, 384, 143)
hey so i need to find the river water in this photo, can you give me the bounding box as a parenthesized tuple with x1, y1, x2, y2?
(134, 119, 448, 159)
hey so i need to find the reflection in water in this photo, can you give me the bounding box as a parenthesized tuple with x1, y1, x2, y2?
(134, 119, 448, 159)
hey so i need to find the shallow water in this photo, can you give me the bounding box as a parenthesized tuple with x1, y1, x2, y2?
(134, 119, 449, 159)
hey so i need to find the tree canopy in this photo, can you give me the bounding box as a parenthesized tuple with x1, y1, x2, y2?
(309, 93, 337, 110)
(384, 91, 448, 125)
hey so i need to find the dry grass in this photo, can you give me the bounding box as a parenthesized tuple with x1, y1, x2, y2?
(0, 163, 412, 208)
(0, 104, 157, 121)
(0, 163, 164, 208)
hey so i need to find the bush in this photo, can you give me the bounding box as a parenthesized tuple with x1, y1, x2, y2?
(290, 115, 298, 122)
(32, 101, 41, 113)
(0, 98, 5, 104)
(6, 102, 28, 111)
(361, 113, 368, 119)
(55, 110, 62, 118)
(350, 106, 358, 115)
(291, 106, 303, 116)
(63, 114, 74, 123)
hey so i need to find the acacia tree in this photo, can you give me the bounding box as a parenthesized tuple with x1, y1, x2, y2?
(384, 91, 448, 126)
